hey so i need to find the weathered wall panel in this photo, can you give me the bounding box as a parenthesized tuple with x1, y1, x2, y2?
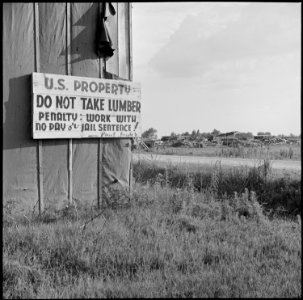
(71, 2, 99, 205)
(39, 3, 67, 74)
(118, 3, 130, 80)
(38, 3, 68, 208)
(105, 2, 119, 77)
(70, 2, 100, 75)
(101, 3, 132, 205)
(3, 3, 38, 211)
(3, 2, 133, 212)
(101, 139, 132, 204)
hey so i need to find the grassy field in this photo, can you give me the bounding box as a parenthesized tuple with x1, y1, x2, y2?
(141, 144, 301, 160)
(3, 161, 301, 298)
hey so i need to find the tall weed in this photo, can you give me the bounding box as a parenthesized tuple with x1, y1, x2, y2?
(132, 159, 301, 217)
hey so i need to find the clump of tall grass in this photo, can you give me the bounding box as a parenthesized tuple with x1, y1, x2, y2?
(132, 159, 301, 218)
(279, 147, 294, 159)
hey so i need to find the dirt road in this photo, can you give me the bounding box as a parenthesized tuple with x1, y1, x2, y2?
(133, 153, 301, 171)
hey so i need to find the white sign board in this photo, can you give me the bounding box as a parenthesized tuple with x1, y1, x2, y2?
(32, 72, 141, 139)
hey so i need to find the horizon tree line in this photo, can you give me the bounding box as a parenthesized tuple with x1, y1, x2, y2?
(142, 127, 300, 140)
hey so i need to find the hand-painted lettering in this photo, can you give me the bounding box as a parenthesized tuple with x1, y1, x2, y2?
(36, 95, 52, 108)
(108, 100, 141, 112)
(57, 79, 65, 90)
(56, 96, 76, 109)
(81, 97, 104, 110)
(44, 77, 53, 89)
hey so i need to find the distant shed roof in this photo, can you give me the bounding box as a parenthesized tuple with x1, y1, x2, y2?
(216, 131, 239, 137)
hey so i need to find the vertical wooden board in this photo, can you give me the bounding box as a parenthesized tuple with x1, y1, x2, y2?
(67, 3, 72, 204)
(118, 3, 132, 199)
(68, 138, 72, 203)
(128, 3, 133, 81)
(42, 143, 68, 209)
(98, 137, 103, 209)
(105, 2, 119, 76)
(37, 140, 44, 213)
(101, 3, 132, 204)
(38, 3, 67, 74)
(118, 3, 130, 80)
(101, 139, 131, 186)
(101, 139, 132, 205)
(71, 2, 99, 204)
(71, 140, 98, 204)
(38, 3, 68, 208)
(128, 3, 134, 195)
(34, 2, 44, 214)
(3, 3, 38, 212)
(71, 2, 100, 77)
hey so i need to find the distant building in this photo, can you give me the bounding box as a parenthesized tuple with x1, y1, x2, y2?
(161, 136, 171, 142)
(254, 135, 271, 141)
(192, 141, 204, 148)
(216, 131, 239, 138)
(143, 138, 162, 148)
(214, 131, 239, 145)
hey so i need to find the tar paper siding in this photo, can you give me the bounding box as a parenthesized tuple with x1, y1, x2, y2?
(3, 3, 133, 213)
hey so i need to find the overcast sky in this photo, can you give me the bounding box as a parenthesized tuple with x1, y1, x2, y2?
(132, 2, 301, 137)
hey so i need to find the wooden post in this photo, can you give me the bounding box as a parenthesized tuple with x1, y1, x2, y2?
(37, 141, 44, 213)
(128, 3, 133, 81)
(34, 3, 44, 214)
(68, 139, 72, 203)
(98, 131, 102, 210)
(128, 3, 133, 199)
(66, 3, 73, 204)
(97, 2, 104, 210)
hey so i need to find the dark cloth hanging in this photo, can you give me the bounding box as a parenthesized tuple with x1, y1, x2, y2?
(96, 2, 116, 59)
